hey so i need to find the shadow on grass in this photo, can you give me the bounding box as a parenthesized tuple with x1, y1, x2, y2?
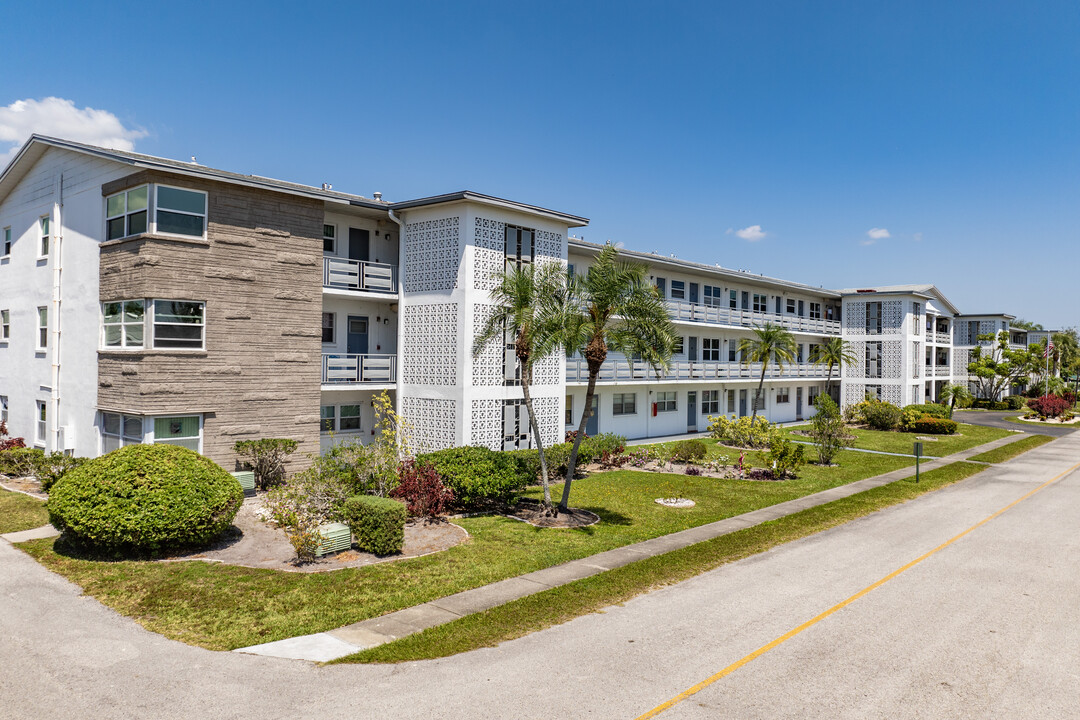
(48, 524, 246, 563)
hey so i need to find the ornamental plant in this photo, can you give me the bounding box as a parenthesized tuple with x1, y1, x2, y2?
(766, 437, 805, 479)
(1028, 394, 1071, 418)
(391, 459, 453, 519)
(707, 415, 779, 448)
(808, 395, 853, 465)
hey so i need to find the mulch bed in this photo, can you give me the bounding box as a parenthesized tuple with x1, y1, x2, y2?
(0, 476, 46, 499)
(502, 498, 599, 528)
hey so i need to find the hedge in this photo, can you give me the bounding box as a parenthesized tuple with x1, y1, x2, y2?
(343, 495, 406, 555)
(909, 416, 958, 435)
(416, 446, 521, 507)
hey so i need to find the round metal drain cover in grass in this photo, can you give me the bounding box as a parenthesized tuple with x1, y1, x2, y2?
(655, 498, 695, 508)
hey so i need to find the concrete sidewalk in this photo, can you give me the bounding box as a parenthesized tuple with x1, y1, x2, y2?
(234, 432, 1029, 662)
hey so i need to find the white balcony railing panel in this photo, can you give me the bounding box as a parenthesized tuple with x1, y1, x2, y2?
(934, 366, 950, 377)
(566, 358, 830, 383)
(664, 300, 841, 335)
(323, 257, 398, 293)
(935, 332, 951, 344)
(322, 354, 397, 384)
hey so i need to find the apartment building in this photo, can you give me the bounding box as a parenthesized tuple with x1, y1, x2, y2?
(0, 136, 1047, 468)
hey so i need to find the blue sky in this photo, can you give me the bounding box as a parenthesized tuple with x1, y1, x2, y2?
(2, 1, 1077, 328)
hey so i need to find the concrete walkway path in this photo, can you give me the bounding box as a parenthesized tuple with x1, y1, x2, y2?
(235, 432, 1029, 662)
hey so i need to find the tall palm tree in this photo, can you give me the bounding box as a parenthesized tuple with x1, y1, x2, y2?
(738, 324, 797, 420)
(473, 261, 565, 512)
(810, 337, 857, 400)
(557, 244, 677, 513)
(1051, 329, 1079, 376)
(938, 382, 972, 414)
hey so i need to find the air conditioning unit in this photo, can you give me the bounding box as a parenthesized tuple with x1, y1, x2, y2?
(229, 470, 256, 497)
(316, 522, 352, 557)
(59, 425, 75, 452)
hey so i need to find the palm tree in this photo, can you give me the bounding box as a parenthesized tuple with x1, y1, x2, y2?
(557, 244, 677, 513)
(738, 324, 797, 420)
(811, 337, 857, 401)
(473, 261, 565, 512)
(1051, 329, 1079, 376)
(938, 383, 972, 414)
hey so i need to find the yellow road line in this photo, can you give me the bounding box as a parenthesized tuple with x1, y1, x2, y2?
(635, 460, 1080, 720)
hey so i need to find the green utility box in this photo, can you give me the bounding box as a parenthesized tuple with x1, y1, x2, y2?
(316, 522, 353, 557)
(230, 471, 256, 497)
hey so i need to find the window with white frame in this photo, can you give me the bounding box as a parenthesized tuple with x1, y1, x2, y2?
(35, 401, 46, 445)
(912, 302, 921, 335)
(866, 301, 882, 334)
(786, 298, 796, 314)
(36, 307, 47, 351)
(504, 224, 534, 267)
(752, 293, 767, 313)
(0, 395, 7, 423)
(105, 185, 149, 240)
(728, 340, 737, 362)
(2, 226, 10, 256)
(673, 337, 684, 355)
(155, 186, 207, 237)
(654, 277, 666, 297)
(1, 309, 8, 341)
(656, 391, 677, 412)
(612, 392, 636, 416)
(565, 395, 573, 424)
(777, 387, 790, 403)
(102, 301, 146, 348)
(752, 393, 765, 411)
(101, 412, 144, 453)
(39, 216, 49, 257)
(339, 405, 361, 431)
(152, 300, 204, 348)
(866, 341, 883, 379)
(702, 338, 721, 361)
(323, 224, 336, 253)
(809, 302, 822, 320)
(320, 405, 335, 432)
(728, 289, 737, 309)
(153, 416, 201, 451)
(322, 312, 335, 343)
(702, 390, 720, 414)
(670, 280, 686, 299)
(703, 285, 723, 306)
(808, 386, 820, 406)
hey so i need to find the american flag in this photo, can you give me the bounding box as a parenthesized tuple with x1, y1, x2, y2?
(1044, 340, 1055, 358)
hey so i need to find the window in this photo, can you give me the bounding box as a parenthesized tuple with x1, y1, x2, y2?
(702, 338, 721, 361)
(0, 395, 7, 423)
(728, 341, 737, 362)
(102, 301, 145, 348)
(912, 303, 922, 334)
(703, 285, 723, 307)
(612, 392, 636, 415)
(866, 385, 882, 401)
(865, 301, 882, 334)
(786, 299, 796, 314)
(656, 391, 677, 412)
(796, 344, 804, 363)
(322, 312, 335, 343)
(156, 186, 207, 237)
(504, 225, 534, 267)
(105, 185, 149, 241)
(339, 405, 361, 431)
(809, 302, 822, 320)
(565, 395, 573, 425)
(727, 389, 736, 414)
(153, 300, 204, 349)
(777, 387, 790, 403)
(741, 291, 749, 310)
(673, 337, 684, 354)
(752, 294, 767, 313)
(702, 390, 720, 414)
(36, 401, 46, 445)
(655, 277, 666, 297)
(671, 280, 686, 299)
(775, 296, 781, 314)
(752, 393, 765, 411)
(154, 416, 201, 451)
(808, 386, 820, 406)
(2, 226, 10, 256)
(323, 224, 336, 253)
(798, 300, 805, 316)
(320, 405, 336, 432)
(729, 289, 737, 309)
(36, 306, 47, 351)
(808, 343, 820, 362)
(39, 216, 49, 257)
(866, 341, 882, 378)
(1, 309, 8, 340)
(101, 413, 143, 453)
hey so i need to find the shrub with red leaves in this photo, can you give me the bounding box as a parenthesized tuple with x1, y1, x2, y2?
(1028, 394, 1072, 418)
(391, 459, 453, 519)
(0, 421, 25, 452)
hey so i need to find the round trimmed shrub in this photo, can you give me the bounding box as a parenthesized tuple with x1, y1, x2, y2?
(669, 439, 708, 463)
(47, 444, 243, 555)
(863, 400, 901, 431)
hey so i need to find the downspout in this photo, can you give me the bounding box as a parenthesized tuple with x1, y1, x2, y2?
(387, 208, 405, 450)
(50, 174, 63, 452)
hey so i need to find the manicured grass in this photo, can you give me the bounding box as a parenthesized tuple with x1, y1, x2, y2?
(340, 461, 988, 664)
(0, 488, 49, 534)
(17, 450, 913, 651)
(781, 423, 1012, 457)
(968, 434, 1055, 463)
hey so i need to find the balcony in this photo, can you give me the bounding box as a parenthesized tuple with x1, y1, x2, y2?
(322, 353, 396, 385)
(566, 358, 829, 384)
(323, 257, 397, 294)
(664, 300, 841, 335)
(935, 332, 951, 344)
(934, 366, 950, 377)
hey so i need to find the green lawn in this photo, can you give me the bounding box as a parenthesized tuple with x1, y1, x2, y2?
(17, 450, 913, 651)
(781, 423, 1012, 457)
(341, 461, 988, 664)
(968, 434, 1055, 463)
(0, 488, 49, 534)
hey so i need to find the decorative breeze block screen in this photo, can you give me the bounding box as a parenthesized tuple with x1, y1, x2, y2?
(882, 301, 904, 334)
(531, 353, 561, 386)
(404, 216, 461, 292)
(845, 341, 867, 378)
(402, 303, 459, 385)
(469, 399, 501, 449)
(471, 304, 503, 387)
(403, 396, 457, 453)
(473, 217, 505, 291)
(844, 383, 866, 407)
(844, 301, 866, 336)
(534, 395, 562, 446)
(953, 348, 970, 376)
(881, 384, 903, 406)
(883, 341, 902, 379)
(535, 230, 563, 260)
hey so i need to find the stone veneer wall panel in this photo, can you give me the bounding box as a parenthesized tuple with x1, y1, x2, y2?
(97, 171, 323, 468)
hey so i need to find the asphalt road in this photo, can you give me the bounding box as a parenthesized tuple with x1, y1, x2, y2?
(2, 432, 1078, 719)
(954, 409, 1076, 436)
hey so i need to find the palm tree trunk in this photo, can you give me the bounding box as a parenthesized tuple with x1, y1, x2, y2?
(559, 371, 598, 513)
(825, 364, 834, 398)
(751, 363, 767, 420)
(519, 364, 551, 511)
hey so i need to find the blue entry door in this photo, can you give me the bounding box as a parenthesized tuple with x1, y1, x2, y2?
(585, 395, 599, 435)
(347, 316, 369, 354)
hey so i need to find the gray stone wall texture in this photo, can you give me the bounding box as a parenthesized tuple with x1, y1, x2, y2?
(98, 170, 323, 470)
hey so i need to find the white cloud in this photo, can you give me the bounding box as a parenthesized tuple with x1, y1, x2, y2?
(730, 224, 766, 242)
(0, 97, 147, 164)
(867, 227, 891, 240)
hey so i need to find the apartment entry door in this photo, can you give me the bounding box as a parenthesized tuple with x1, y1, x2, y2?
(349, 228, 370, 262)
(739, 389, 747, 417)
(687, 391, 697, 432)
(346, 316, 369, 355)
(796, 387, 803, 420)
(585, 395, 599, 436)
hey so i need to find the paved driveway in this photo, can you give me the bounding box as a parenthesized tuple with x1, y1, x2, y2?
(954, 409, 1076, 436)
(2, 433, 1079, 719)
